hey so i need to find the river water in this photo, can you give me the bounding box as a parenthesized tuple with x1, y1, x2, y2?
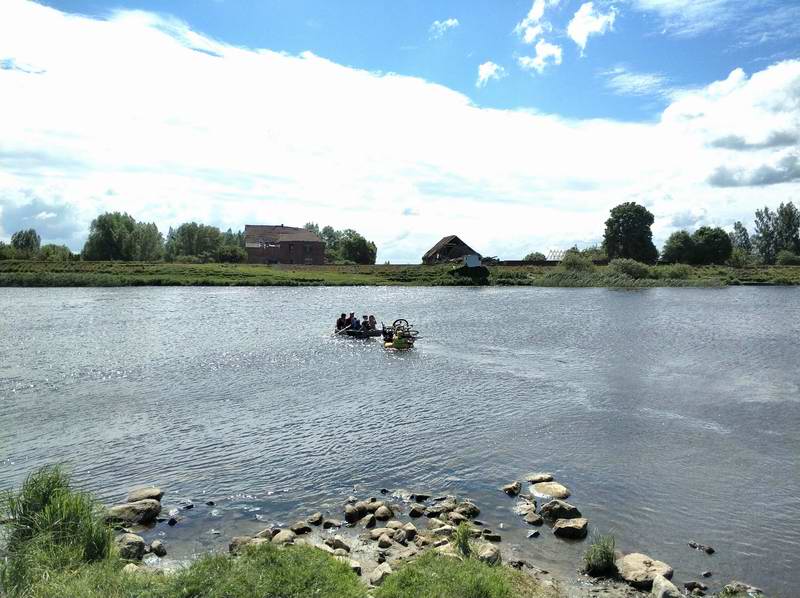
(1, 287, 798, 595)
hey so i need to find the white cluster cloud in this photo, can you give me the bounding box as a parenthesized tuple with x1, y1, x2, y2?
(567, 2, 616, 53)
(515, 0, 563, 75)
(1, 1, 799, 261)
(517, 41, 564, 74)
(476, 62, 507, 88)
(429, 18, 459, 39)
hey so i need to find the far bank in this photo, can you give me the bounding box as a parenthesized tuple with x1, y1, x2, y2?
(1, 260, 800, 287)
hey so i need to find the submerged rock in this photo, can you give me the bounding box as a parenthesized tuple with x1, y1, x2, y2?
(106, 499, 161, 525)
(531, 481, 571, 499)
(540, 499, 581, 520)
(615, 553, 673, 590)
(552, 517, 588, 539)
(116, 533, 145, 561)
(525, 473, 554, 484)
(523, 511, 543, 526)
(126, 487, 164, 503)
(502, 481, 522, 496)
(307, 512, 324, 526)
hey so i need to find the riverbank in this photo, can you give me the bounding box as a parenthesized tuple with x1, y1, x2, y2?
(1, 259, 799, 287)
(1, 467, 765, 598)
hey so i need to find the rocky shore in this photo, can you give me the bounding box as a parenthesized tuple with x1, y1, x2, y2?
(103, 475, 766, 598)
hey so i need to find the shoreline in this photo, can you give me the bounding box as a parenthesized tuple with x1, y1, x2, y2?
(1, 260, 799, 287)
(102, 478, 762, 598)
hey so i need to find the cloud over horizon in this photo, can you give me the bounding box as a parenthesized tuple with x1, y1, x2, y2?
(1, 0, 799, 262)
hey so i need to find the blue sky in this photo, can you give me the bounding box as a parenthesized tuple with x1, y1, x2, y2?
(1, 0, 799, 261)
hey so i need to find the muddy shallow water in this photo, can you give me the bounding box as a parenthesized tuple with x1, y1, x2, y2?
(1, 286, 798, 595)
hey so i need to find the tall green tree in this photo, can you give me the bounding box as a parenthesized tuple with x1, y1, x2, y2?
(132, 222, 164, 261)
(82, 212, 137, 261)
(775, 201, 800, 255)
(602, 202, 659, 264)
(661, 230, 695, 263)
(753, 206, 778, 264)
(165, 222, 222, 261)
(692, 226, 733, 264)
(11, 229, 41, 257)
(729, 221, 752, 254)
(37, 244, 73, 261)
(339, 229, 377, 264)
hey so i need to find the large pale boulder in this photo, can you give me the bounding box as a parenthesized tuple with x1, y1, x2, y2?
(106, 499, 161, 525)
(271, 529, 296, 545)
(126, 487, 164, 503)
(526, 472, 554, 484)
(651, 574, 681, 598)
(374, 505, 393, 521)
(616, 553, 674, 590)
(531, 481, 570, 499)
(116, 533, 145, 561)
(540, 499, 581, 520)
(552, 517, 588, 539)
(454, 501, 480, 518)
(477, 543, 502, 565)
(369, 562, 393, 586)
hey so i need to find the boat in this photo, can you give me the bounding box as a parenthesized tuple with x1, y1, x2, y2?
(382, 319, 419, 350)
(343, 328, 382, 339)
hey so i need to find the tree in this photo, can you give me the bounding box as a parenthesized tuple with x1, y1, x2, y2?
(753, 206, 778, 264)
(775, 201, 800, 255)
(132, 222, 164, 261)
(524, 251, 546, 261)
(339, 229, 377, 264)
(221, 228, 245, 249)
(37, 244, 73, 261)
(661, 230, 695, 264)
(11, 228, 41, 257)
(692, 226, 733, 265)
(0, 241, 16, 260)
(303, 222, 321, 237)
(165, 222, 222, 261)
(82, 212, 138, 260)
(216, 245, 247, 263)
(602, 202, 658, 264)
(729, 221, 752, 254)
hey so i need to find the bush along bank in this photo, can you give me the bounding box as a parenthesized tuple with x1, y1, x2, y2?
(1, 466, 767, 598)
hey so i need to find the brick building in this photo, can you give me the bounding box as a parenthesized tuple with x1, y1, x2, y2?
(244, 225, 326, 265)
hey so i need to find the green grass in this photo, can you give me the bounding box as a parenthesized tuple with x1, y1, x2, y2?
(374, 552, 546, 598)
(1, 259, 799, 287)
(452, 522, 475, 558)
(1, 465, 113, 596)
(582, 533, 616, 577)
(24, 543, 367, 598)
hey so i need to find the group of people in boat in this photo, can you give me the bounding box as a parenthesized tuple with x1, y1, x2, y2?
(335, 312, 378, 332)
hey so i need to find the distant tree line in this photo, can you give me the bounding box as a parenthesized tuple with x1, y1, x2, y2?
(0, 228, 75, 262)
(303, 223, 377, 265)
(522, 200, 800, 267)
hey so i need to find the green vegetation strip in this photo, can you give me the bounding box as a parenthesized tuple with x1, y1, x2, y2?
(1, 260, 799, 287)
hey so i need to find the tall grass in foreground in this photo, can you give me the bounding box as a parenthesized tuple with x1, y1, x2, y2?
(582, 533, 616, 576)
(0, 465, 113, 596)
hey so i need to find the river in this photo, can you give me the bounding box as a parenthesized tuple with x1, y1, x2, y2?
(1, 286, 798, 595)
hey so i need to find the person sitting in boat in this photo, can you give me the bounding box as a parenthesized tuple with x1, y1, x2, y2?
(350, 314, 361, 331)
(335, 313, 347, 331)
(361, 315, 370, 331)
(368, 315, 378, 330)
(345, 312, 355, 328)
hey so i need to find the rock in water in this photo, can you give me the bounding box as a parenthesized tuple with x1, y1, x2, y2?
(369, 562, 393, 586)
(374, 505, 393, 520)
(652, 574, 681, 598)
(477, 543, 502, 565)
(531, 481, 571, 499)
(126, 487, 164, 503)
(454, 501, 480, 518)
(502, 481, 522, 496)
(523, 511, 543, 525)
(540, 499, 581, 520)
(721, 581, 763, 596)
(289, 521, 311, 535)
(307, 512, 324, 526)
(408, 503, 426, 517)
(149, 540, 167, 557)
(552, 517, 588, 539)
(361, 513, 377, 528)
(116, 533, 145, 561)
(615, 553, 674, 590)
(377, 534, 393, 549)
(526, 472, 554, 484)
(106, 499, 161, 525)
(344, 504, 363, 524)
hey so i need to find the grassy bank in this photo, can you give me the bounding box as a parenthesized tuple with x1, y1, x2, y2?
(0, 466, 550, 598)
(1, 259, 799, 287)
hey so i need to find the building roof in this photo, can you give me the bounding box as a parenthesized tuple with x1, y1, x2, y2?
(244, 224, 323, 244)
(422, 235, 481, 261)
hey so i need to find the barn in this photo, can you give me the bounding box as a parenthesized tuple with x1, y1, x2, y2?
(244, 225, 326, 265)
(421, 235, 482, 265)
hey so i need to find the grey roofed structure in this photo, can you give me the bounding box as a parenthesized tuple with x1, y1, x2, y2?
(244, 225, 323, 245)
(421, 235, 481, 264)
(243, 224, 325, 265)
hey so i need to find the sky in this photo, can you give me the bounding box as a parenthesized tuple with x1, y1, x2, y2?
(0, 0, 799, 262)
